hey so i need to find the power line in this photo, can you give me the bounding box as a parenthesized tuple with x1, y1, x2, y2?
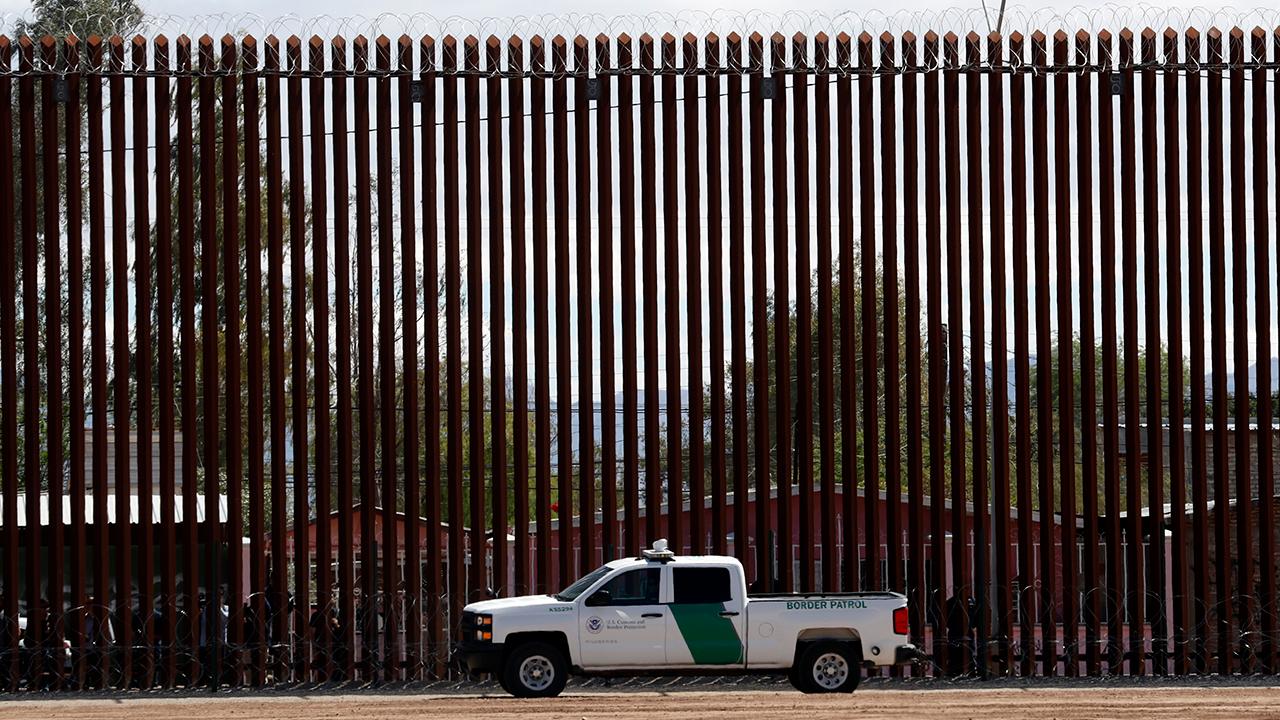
(49, 79, 808, 155)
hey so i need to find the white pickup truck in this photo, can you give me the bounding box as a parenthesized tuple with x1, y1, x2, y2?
(454, 540, 918, 697)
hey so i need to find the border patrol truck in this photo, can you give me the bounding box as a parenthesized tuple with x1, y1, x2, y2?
(454, 540, 919, 697)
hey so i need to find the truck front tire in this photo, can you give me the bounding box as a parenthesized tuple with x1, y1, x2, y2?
(790, 641, 861, 694)
(502, 641, 568, 698)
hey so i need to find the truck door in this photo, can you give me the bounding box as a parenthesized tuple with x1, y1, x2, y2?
(665, 565, 746, 665)
(578, 567, 666, 667)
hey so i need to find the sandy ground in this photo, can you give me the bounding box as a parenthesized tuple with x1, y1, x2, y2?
(6, 684, 1280, 720)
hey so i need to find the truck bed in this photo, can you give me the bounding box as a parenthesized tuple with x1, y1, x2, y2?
(749, 591, 903, 601)
(743, 591, 908, 668)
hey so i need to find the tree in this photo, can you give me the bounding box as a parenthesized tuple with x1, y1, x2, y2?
(703, 249, 945, 500)
(741, 247, 1205, 516)
(6, 0, 146, 488)
(13, 0, 142, 42)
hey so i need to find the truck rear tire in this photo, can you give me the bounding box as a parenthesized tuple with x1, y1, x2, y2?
(790, 641, 861, 694)
(502, 641, 568, 698)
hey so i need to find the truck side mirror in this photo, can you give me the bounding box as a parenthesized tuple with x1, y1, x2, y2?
(586, 590, 611, 607)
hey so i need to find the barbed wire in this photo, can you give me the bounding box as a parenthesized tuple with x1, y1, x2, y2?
(0, 5, 1278, 75)
(3, 585, 1275, 689)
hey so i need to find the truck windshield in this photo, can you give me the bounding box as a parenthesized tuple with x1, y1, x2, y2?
(553, 564, 613, 601)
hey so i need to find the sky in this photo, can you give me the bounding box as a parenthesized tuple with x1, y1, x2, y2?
(73, 0, 1249, 21)
(0, 0, 1256, 40)
(7, 0, 1064, 23)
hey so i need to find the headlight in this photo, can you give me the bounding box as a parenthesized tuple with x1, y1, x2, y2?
(476, 614, 493, 641)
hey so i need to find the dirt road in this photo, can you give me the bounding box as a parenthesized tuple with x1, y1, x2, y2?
(5, 685, 1280, 720)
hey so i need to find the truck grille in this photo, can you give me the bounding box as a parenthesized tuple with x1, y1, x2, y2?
(460, 610, 480, 633)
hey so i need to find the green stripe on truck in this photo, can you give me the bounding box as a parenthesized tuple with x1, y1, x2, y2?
(668, 603, 743, 664)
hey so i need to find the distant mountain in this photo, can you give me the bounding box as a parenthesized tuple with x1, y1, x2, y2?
(984, 356, 1280, 403)
(1206, 357, 1280, 398)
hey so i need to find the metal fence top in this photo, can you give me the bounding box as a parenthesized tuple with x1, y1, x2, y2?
(0, 5, 1279, 76)
(1, 4, 1277, 42)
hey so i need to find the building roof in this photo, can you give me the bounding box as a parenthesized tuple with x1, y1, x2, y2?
(1125, 497, 1280, 520)
(1111, 422, 1280, 432)
(289, 503, 517, 542)
(543, 484, 1082, 532)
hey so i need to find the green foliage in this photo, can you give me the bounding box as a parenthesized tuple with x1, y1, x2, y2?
(719, 249, 953, 499)
(736, 248, 1210, 516)
(13, 0, 143, 40)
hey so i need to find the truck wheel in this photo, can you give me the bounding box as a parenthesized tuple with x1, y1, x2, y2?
(502, 641, 568, 698)
(792, 641, 861, 694)
(787, 662, 804, 690)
